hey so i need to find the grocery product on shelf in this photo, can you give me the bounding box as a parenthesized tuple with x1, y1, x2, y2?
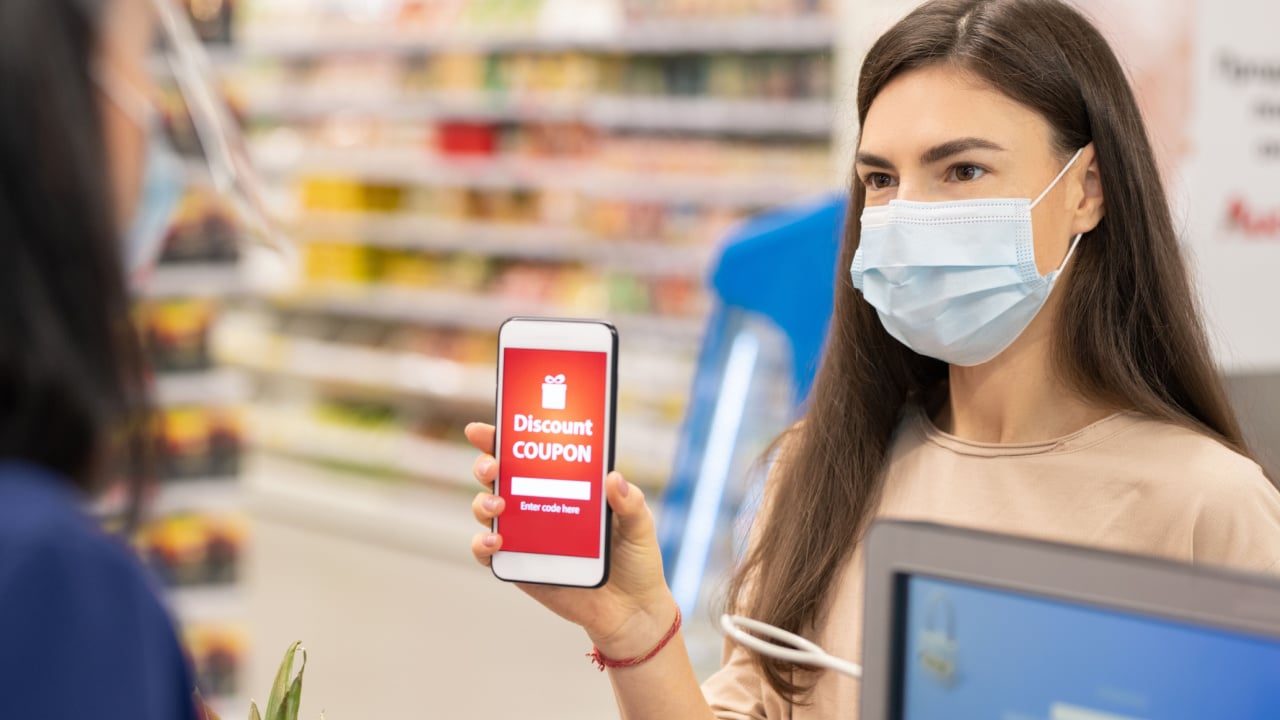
(139, 299, 219, 373)
(138, 511, 248, 588)
(185, 623, 249, 701)
(155, 406, 244, 481)
(159, 192, 243, 265)
(295, 242, 708, 319)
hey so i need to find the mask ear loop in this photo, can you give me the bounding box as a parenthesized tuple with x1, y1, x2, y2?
(1030, 147, 1086, 210)
(1056, 232, 1084, 275)
(719, 614, 863, 679)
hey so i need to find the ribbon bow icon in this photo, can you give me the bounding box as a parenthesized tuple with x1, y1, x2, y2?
(544, 374, 566, 385)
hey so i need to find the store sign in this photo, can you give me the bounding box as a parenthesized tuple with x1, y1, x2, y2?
(1180, 0, 1280, 370)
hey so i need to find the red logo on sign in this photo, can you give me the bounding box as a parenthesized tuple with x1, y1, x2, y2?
(1225, 197, 1280, 240)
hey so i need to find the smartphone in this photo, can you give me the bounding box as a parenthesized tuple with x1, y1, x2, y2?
(491, 317, 618, 588)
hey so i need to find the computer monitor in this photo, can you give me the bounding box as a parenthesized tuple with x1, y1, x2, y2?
(860, 521, 1280, 720)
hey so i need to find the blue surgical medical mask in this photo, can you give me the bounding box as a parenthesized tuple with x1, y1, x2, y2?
(850, 148, 1085, 366)
(94, 64, 185, 283)
(123, 127, 184, 280)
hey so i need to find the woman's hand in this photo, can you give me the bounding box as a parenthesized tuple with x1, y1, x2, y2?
(465, 422, 677, 659)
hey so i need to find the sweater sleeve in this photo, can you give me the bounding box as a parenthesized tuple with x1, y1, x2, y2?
(1190, 455, 1280, 574)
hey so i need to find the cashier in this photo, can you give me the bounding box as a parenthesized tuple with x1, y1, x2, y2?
(464, 0, 1280, 718)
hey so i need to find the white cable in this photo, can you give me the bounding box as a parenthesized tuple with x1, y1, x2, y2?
(719, 614, 863, 679)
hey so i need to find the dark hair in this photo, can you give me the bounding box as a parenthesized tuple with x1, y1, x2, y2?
(728, 0, 1253, 702)
(0, 0, 151, 519)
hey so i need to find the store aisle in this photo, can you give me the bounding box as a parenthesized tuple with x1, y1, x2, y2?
(245, 476, 619, 719)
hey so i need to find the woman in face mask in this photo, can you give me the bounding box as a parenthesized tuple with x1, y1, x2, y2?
(464, 0, 1280, 717)
(0, 0, 201, 716)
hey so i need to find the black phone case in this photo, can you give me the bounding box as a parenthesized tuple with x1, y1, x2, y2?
(491, 316, 618, 589)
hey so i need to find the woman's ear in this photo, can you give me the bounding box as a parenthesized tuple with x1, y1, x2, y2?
(1071, 142, 1105, 235)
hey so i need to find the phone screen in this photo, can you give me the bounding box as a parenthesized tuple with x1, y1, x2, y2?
(497, 346, 609, 559)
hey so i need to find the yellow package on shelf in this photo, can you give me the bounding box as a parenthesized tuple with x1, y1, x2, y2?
(300, 177, 406, 213)
(302, 241, 376, 286)
(381, 250, 443, 289)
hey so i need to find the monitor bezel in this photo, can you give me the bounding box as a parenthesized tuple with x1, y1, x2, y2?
(860, 520, 1280, 720)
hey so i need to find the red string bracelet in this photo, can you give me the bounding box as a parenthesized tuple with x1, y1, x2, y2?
(587, 607, 682, 672)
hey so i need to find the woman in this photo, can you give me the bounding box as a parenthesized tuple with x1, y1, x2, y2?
(0, 0, 202, 716)
(467, 0, 1280, 717)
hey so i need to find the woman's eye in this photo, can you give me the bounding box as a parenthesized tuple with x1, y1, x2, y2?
(948, 164, 986, 182)
(864, 173, 897, 190)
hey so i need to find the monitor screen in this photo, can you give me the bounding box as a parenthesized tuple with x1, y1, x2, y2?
(897, 575, 1280, 720)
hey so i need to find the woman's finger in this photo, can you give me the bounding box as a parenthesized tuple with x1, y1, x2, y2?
(464, 422, 496, 454)
(604, 471, 655, 544)
(471, 531, 502, 567)
(472, 491, 505, 527)
(472, 453, 498, 488)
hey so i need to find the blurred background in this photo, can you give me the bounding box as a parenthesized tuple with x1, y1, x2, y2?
(118, 0, 1280, 717)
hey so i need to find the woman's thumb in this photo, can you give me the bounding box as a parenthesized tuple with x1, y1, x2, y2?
(604, 471, 653, 541)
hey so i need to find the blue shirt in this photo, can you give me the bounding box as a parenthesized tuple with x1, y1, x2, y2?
(0, 461, 196, 719)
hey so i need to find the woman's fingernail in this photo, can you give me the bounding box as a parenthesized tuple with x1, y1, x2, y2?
(483, 496, 499, 512)
(483, 534, 499, 548)
(478, 459, 493, 475)
(617, 475, 630, 498)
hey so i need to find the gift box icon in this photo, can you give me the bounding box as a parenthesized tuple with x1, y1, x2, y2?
(541, 374, 567, 410)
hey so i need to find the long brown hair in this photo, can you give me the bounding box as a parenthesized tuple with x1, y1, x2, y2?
(728, 0, 1252, 702)
(0, 0, 153, 526)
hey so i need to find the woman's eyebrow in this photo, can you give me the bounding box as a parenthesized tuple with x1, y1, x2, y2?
(920, 137, 1007, 164)
(854, 151, 895, 170)
(855, 137, 1007, 172)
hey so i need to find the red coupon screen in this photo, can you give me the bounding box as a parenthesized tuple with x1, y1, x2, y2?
(498, 347, 608, 558)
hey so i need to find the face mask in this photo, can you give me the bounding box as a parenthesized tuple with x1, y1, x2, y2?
(94, 64, 185, 283)
(124, 127, 184, 281)
(850, 148, 1085, 366)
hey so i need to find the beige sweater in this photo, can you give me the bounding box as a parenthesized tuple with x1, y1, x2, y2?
(702, 410, 1280, 719)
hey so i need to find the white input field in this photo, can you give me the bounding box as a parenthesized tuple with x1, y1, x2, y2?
(1051, 703, 1147, 720)
(510, 476, 592, 501)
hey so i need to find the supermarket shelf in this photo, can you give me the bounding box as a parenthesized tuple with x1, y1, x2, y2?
(221, 326, 694, 408)
(236, 15, 833, 59)
(245, 92, 832, 137)
(208, 695, 251, 720)
(142, 263, 245, 299)
(589, 96, 831, 136)
(248, 400, 675, 487)
(243, 89, 587, 124)
(292, 212, 714, 276)
(224, 333, 495, 408)
(151, 477, 243, 517)
(92, 476, 242, 519)
(244, 441, 671, 562)
(155, 368, 251, 407)
(583, 167, 826, 206)
(247, 406, 478, 489)
(257, 146, 824, 207)
(238, 29, 580, 58)
(615, 15, 834, 52)
(245, 454, 479, 563)
(266, 284, 705, 343)
(268, 148, 578, 191)
(170, 585, 246, 623)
